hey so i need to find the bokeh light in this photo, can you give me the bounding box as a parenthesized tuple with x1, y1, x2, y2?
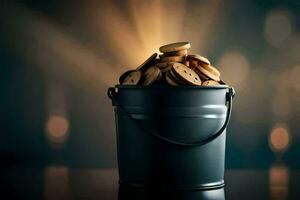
(217, 52, 249, 90)
(269, 124, 290, 153)
(127, 0, 162, 56)
(269, 163, 289, 200)
(46, 115, 69, 145)
(264, 9, 293, 48)
(92, 0, 145, 67)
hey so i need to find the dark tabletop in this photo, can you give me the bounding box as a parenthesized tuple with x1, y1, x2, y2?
(1, 167, 300, 200)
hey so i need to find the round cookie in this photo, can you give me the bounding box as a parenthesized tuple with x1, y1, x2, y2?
(183, 60, 189, 67)
(169, 69, 187, 85)
(142, 66, 161, 85)
(165, 71, 178, 86)
(163, 49, 188, 56)
(159, 62, 176, 73)
(219, 79, 227, 85)
(161, 64, 173, 73)
(196, 66, 220, 81)
(202, 80, 221, 86)
(121, 70, 142, 85)
(155, 62, 176, 73)
(187, 54, 211, 66)
(203, 65, 220, 77)
(156, 69, 163, 82)
(188, 60, 198, 71)
(155, 62, 169, 69)
(119, 69, 135, 84)
(197, 71, 210, 81)
(171, 63, 202, 86)
(190, 60, 198, 66)
(159, 42, 191, 53)
(136, 53, 158, 71)
(160, 55, 185, 63)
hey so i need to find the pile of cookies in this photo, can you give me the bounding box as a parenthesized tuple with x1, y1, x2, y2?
(119, 42, 225, 86)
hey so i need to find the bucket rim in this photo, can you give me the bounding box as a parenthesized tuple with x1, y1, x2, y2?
(115, 84, 229, 90)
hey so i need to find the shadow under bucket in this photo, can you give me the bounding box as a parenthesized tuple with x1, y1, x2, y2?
(108, 85, 235, 190)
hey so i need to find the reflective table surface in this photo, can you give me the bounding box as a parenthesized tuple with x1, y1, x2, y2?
(2, 166, 300, 200)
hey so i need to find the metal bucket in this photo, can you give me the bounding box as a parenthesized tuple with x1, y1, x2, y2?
(108, 85, 235, 190)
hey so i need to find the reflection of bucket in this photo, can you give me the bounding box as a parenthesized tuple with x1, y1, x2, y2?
(108, 85, 235, 190)
(118, 185, 225, 200)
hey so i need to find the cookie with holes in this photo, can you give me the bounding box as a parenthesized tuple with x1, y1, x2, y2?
(159, 42, 191, 53)
(189, 60, 198, 69)
(202, 80, 221, 86)
(219, 79, 227, 85)
(155, 62, 169, 69)
(197, 71, 210, 81)
(136, 53, 158, 71)
(159, 62, 176, 73)
(187, 54, 211, 67)
(169, 69, 188, 85)
(196, 65, 220, 81)
(183, 60, 190, 67)
(121, 70, 142, 85)
(119, 70, 135, 84)
(163, 49, 188, 56)
(160, 55, 186, 63)
(171, 63, 202, 86)
(165, 71, 178, 86)
(142, 66, 162, 86)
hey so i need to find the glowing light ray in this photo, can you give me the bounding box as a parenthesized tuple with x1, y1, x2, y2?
(127, 0, 162, 56)
(159, 0, 187, 44)
(182, 0, 224, 53)
(2, 4, 117, 89)
(29, 22, 116, 88)
(92, 0, 146, 68)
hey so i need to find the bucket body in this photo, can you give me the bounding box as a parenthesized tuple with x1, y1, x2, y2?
(108, 85, 234, 190)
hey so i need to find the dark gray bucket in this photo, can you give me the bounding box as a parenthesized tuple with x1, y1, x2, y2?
(108, 85, 235, 190)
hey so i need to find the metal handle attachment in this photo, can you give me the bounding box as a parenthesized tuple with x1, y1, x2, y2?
(108, 87, 235, 147)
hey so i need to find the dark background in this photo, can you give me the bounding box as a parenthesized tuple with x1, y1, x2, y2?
(1, 0, 299, 170)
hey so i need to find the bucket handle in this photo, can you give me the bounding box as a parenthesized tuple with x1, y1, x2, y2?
(108, 87, 235, 147)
